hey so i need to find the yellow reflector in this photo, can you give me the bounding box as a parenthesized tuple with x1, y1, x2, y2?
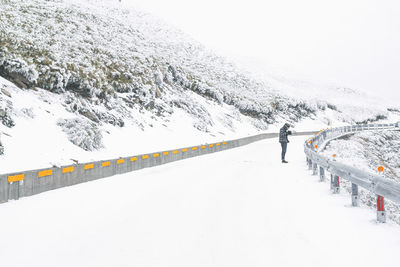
(38, 169, 53, 178)
(173, 150, 179, 154)
(62, 166, 74, 173)
(201, 146, 206, 149)
(163, 151, 169, 155)
(209, 144, 214, 148)
(102, 161, 110, 167)
(117, 159, 125, 164)
(216, 143, 221, 146)
(84, 163, 94, 170)
(130, 157, 137, 162)
(192, 147, 197, 150)
(182, 148, 188, 152)
(8, 174, 24, 183)
(142, 155, 149, 159)
(222, 142, 227, 145)
(153, 153, 160, 158)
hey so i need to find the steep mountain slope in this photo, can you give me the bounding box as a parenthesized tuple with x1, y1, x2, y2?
(1, 0, 309, 130)
(0, 0, 399, 171)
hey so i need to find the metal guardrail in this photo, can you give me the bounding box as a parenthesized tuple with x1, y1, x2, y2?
(0, 131, 314, 204)
(304, 122, 400, 223)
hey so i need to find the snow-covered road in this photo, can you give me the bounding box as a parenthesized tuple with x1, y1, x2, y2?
(1, 136, 400, 267)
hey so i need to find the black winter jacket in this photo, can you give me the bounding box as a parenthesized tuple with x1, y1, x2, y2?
(279, 126, 292, 143)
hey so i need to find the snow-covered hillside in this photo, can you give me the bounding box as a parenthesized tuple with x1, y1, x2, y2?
(0, 0, 316, 130)
(0, 0, 399, 172)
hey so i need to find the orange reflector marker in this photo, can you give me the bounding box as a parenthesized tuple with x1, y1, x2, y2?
(130, 157, 137, 162)
(216, 143, 221, 146)
(84, 163, 94, 170)
(142, 155, 149, 159)
(153, 153, 160, 158)
(333, 154, 337, 158)
(117, 159, 125, 164)
(223, 142, 227, 145)
(163, 152, 169, 155)
(308, 141, 311, 144)
(182, 148, 188, 152)
(38, 169, 53, 178)
(62, 166, 74, 173)
(192, 147, 197, 150)
(209, 144, 214, 148)
(8, 174, 24, 183)
(102, 161, 110, 167)
(201, 146, 206, 149)
(314, 145, 318, 149)
(378, 166, 384, 172)
(173, 150, 179, 154)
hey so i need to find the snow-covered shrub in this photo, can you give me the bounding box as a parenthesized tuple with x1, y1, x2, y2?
(57, 118, 103, 151)
(0, 89, 15, 127)
(0, 58, 38, 88)
(171, 98, 214, 132)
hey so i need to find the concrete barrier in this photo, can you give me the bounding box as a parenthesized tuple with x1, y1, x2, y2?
(0, 131, 314, 204)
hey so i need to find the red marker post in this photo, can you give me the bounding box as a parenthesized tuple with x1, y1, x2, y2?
(377, 166, 386, 223)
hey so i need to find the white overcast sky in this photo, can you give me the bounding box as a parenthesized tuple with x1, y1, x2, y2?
(123, 0, 400, 100)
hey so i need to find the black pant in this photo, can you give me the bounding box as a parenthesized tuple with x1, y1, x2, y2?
(280, 142, 287, 161)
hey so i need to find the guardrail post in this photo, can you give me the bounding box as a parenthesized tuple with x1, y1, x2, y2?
(351, 183, 359, 206)
(319, 167, 325, 182)
(377, 195, 386, 223)
(312, 162, 318, 175)
(332, 175, 340, 194)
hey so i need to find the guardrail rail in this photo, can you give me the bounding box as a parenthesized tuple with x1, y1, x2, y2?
(0, 131, 314, 204)
(304, 122, 400, 223)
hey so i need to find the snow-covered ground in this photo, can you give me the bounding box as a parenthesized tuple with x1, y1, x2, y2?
(0, 76, 266, 173)
(322, 130, 400, 179)
(0, 75, 332, 174)
(1, 135, 399, 267)
(1, 73, 399, 174)
(1, 0, 399, 140)
(321, 129, 400, 224)
(1, 0, 400, 175)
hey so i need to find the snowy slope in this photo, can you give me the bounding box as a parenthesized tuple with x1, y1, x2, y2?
(0, 0, 316, 130)
(1, 0, 399, 173)
(0, 136, 399, 267)
(1, 0, 398, 127)
(0, 76, 262, 173)
(321, 130, 400, 224)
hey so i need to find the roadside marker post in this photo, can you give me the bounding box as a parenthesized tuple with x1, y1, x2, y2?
(377, 166, 386, 223)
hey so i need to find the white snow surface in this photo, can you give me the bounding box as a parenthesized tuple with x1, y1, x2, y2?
(0, 75, 331, 173)
(321, 130, 400, 224)
(0, 76, 266, 173)
(0, 136, 399, 267)
(1, 0, 400, 174)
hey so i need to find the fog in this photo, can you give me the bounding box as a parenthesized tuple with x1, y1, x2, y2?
(123, 0, 400, 102)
